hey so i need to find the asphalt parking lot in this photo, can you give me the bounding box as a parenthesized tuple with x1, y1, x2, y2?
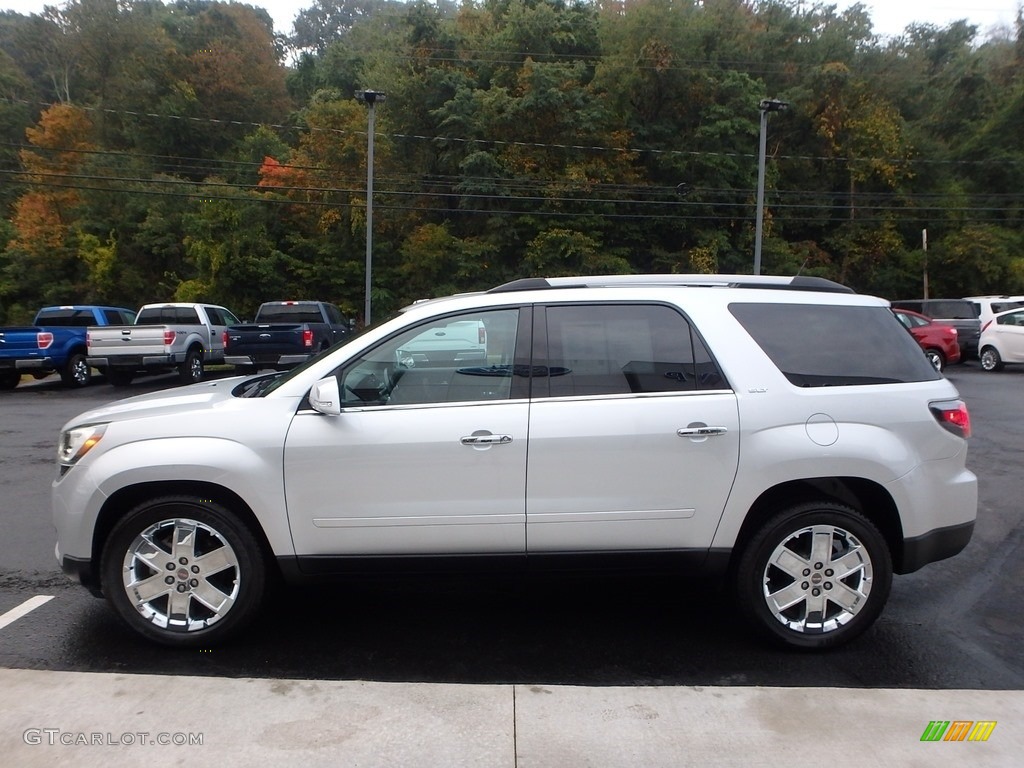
(1, 364, 1022, 765)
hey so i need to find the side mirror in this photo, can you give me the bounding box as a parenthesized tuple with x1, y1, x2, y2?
(309, 376, 342, 415)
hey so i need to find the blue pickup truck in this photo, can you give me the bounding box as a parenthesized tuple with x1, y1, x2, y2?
(224, 301, 353, 372)
(0, 305, 137, 389)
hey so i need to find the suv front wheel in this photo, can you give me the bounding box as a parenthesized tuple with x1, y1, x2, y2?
(735, 502, 892, 650)
(100, 496, 266, 647)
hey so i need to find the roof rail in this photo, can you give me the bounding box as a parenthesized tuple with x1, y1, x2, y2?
(488, 274, 854, 294)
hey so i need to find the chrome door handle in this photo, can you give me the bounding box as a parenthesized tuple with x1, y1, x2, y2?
(677, 426, 728, 437)
(461, 434, 513, 445)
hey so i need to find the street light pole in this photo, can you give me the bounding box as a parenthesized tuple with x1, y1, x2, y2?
(355, 89, 386, 326)
(754, 98, 788, 276)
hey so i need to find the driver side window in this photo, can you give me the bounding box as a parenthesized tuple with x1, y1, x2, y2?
(338, 308, 520, 407)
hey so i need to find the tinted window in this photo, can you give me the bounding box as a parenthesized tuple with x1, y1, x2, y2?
(991, 301, 1024, 315)
(997, 310, 1024, 327)
(176, 307, 201, 324)
(35, 308, 95, 327)
(338, 309, 521, 407)
(892, 300, 978, 320)
(538, 304, 724, 397)
(731, 303, 940, 386)
(257, 304, 327, 324)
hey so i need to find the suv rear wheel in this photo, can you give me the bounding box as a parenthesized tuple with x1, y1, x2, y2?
(100, 496, 266, 647)
(735, 502, 892, 650)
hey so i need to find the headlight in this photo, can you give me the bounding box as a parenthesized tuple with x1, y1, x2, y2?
(58, 424, 107, 467)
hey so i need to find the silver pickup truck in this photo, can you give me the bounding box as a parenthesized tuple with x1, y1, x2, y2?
(86, 302, 239, 386)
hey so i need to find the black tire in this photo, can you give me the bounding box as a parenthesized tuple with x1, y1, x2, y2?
(60, 352, 92, 388)
(735, 501, 892, 650)
(979, 346, 1004, 372)
(0, 370, 20, 390)
(924, 348, 944, 373)
(178, 347, 204, 384)
(100, 496, 266, 647)
(107, 369, 135, 387)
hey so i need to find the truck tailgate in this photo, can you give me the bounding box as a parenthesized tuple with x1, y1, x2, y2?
(226, 325, 308, 357)
(87, 325, 171, 356)
(0, 328, 46, 356)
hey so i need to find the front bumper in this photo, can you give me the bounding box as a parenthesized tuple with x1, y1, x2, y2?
(57, 548, 103, 597)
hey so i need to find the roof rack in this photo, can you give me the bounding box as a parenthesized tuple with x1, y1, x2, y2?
(488, 274, 854, 294)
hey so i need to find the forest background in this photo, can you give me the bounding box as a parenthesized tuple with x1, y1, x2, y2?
(2, 0, 1023, 323)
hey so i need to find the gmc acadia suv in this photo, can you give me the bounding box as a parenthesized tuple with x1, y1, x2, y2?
(53, 275, 977, 650)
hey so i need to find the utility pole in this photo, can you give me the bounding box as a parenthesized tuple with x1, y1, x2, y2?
(754, 98, 789, 275)
(922, 229, 929, 299)
(355, 89, 386, 326)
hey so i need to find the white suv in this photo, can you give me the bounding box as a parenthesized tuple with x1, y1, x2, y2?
(53, 275, 977, 650)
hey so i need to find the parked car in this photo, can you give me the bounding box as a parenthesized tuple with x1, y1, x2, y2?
(0, 305, 136, 389)
(963, 295, 1024, 329)
(978, 306, 1024, 371)
(224, 301, 352, 373)
(890, 299, 980, 361)
(891, 307, 960, 372)
(86, 302, 239, 386)
(54, 274, 976, 651)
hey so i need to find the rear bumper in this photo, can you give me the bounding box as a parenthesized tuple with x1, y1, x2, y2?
(14, 357, 57, 370)
(898, 520, 975, 574)
(87, 353, 181, 368)
(225, 354, 311, 367)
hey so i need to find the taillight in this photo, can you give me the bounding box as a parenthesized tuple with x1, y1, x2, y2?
(478, 326, 486, 345)
(303, 329, 314, 348)
(222, 330, 228, 349)
(163, 329, 175, 345)
(931, 399, 971, 439)
(86, 331, 92, 349)
(981, 320, 992, 332)
(36, 331, 54, 349)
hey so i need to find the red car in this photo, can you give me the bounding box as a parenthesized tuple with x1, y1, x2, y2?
(892, 308, 961, 371)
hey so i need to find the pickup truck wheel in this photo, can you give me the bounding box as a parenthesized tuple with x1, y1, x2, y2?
(179, 348, 204, 384)
(735, 501, 892, 650)
(107, 369, 135, 387)
(100, 496, 266, 647)
(0, 371, 20, 389)
(60, 352, 91, 388)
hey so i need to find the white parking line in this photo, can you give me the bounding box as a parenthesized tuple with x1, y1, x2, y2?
(0, 596, 55, 630)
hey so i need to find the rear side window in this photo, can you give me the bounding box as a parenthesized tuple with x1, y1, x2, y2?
(730, 303, 940, 386)
(538, 304, 725, 397)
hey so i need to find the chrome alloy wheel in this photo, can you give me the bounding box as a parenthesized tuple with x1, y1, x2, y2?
(760, 523, 873, 635)
(121, 517, 240, 632)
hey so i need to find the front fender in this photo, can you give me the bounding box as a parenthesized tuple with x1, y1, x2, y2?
(57, 436, 292, 563)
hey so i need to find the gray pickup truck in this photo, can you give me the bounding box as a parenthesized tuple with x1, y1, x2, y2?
(86, 302, 240, 386)
(224, 301, 352, 373)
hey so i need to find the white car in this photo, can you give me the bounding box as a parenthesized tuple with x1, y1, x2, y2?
(53, 274, 977, 650)
(978, 306, 1024, 371)
(963, 295, 1024, 329)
